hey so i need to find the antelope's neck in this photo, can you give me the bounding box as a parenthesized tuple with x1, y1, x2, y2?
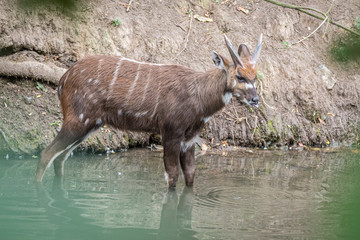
(195, 68, 229, 117)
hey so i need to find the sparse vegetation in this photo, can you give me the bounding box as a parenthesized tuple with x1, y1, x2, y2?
(50, 120, 61, 127)
(331, 21, 360, 62)
(36, 82, 47, 92)
(112, 18, 121, 27)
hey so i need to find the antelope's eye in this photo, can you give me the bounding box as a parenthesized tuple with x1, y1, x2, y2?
(236, 75, 245, 83)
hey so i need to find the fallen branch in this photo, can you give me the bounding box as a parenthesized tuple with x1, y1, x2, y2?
(264, 0, 360, 37)
(0, 57, 66, 84)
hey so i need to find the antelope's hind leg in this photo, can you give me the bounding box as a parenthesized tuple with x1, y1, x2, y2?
(35, 121, 92, 182)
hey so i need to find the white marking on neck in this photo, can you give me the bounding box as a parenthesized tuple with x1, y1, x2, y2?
(84, 118, 89, 126)
(245, 83, 254, 89)
(117, 109, 123, 116)
(79, 113, 84, 122)
(88, 78, 93, 83)
(222, 92, 233, 105)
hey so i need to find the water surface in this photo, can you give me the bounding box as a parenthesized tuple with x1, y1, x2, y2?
(0, 148, 359, 239)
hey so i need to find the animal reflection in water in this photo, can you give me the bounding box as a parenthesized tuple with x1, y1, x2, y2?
(36, 181, 197, 240)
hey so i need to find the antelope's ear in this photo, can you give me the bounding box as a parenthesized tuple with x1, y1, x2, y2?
(238, 44, 251, 59)
(211, 51, 225, 69)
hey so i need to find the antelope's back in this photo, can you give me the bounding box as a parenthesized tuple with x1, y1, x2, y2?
(57, 55, 197, 132)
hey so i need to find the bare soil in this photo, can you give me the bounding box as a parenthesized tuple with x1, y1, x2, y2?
(0, 0, 359, 155)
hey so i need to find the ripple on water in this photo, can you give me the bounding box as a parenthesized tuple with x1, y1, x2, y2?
(193, 174, 315, 237)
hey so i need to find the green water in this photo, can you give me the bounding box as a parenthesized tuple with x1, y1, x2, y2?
(0, 148, 359, 240)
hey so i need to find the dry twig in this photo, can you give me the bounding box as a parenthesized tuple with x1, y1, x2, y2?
(290, 0, 335, 46)
(174, 9, 193, 59)
(257, 75, 275, 109)
(126, 0, 133, 12)
(264, 0, 360, 37)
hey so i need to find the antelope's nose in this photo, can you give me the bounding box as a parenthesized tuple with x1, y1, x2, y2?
(250, 97, 259, 107)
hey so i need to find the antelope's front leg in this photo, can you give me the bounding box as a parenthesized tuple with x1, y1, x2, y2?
(163, 139, 181, 189)
(180, 145, 196, 187)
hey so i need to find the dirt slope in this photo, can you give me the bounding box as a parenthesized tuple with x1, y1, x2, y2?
(0, 0, 359, 155)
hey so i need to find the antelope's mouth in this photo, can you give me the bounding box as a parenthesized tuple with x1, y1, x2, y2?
(250, 102, 259, 108)
(242, 98, 259, 108)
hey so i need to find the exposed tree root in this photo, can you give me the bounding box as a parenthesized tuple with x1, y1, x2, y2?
(0, 57, 66, 85)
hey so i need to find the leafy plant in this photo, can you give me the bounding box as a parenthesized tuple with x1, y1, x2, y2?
(50, 120, 62, 126)
(112, 18, 121, 27)
(282, 40, 290, 47)
(36, 82, 47, 92)
(257, 70, 265, 80)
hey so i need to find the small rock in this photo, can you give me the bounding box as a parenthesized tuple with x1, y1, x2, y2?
(24, 96, 33, 105)
(317, 64, 337, 90)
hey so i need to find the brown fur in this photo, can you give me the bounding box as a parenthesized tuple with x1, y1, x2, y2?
(35, 36, 262, 188)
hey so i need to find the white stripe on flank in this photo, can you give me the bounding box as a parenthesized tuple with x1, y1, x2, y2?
(134, 111, 148, 118)
(150, 102, 159, 119)
(109, 57, 123, 91)
(96, 59, 103, 80)
(63, 71, 70, 85)
(141, 69, 152, 104)
(150, 83, 161, 119)
(125, 64, 141, 104)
